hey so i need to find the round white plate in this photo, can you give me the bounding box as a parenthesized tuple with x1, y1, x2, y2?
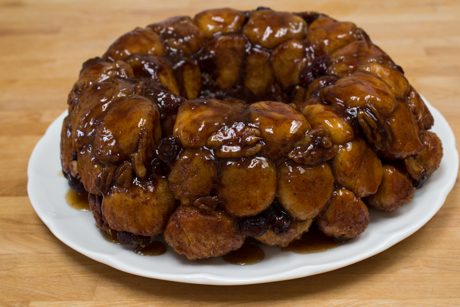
(28, 99, 457, 285)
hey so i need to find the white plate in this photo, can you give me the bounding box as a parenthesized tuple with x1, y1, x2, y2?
(28, 99, 458, 285)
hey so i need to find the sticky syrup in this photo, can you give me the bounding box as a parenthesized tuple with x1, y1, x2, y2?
(66, 187, 342, 261)
(98, 227, 120, 244)
(98, 226, 166, 256)
(222, 244, 264, 265)
(65, 189, 89, 211)
(282, 225, 345, 254)
(135, 241, 167, 256)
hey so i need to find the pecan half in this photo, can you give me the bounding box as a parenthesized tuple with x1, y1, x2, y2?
(357, 106, 392, 151)
(206, 123, 263, 158)
(288, 128, 338, 165)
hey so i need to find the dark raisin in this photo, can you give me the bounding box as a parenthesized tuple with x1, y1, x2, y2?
(150, 158, 169, 178)
(300, 54, 329, 86)
(260, 202, 293, 236)
(63, 171, 86, 194)
(394, 64, 405, 75)
(157, 136, 182, 164)
(117, 231, 151, 247)
(256, 6, 272, 11)
(271, 217, 291, 235)
(139, 80, 185, 117)
(237, 215, 268, 237)
(412, 170, 428, 189)
(262, 205, 276, 222)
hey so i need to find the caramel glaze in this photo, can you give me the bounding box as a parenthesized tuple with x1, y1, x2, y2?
(98, 227, 120, 244)
(98, 225, 167, 256)
(222, 243, 265, 265)
(65, 189, 89, 211)
(282, 223, 345, 254)
(59, 7, 442, 261)
(135, 241, 167, 256)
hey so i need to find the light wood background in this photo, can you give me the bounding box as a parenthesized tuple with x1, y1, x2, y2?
(1, 0, 459, 306)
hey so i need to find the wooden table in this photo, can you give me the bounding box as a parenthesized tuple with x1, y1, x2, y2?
(1, 0, 459, 305)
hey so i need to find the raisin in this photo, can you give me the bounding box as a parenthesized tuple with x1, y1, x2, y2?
(157, 136, 182, 164)
(117, 231, 151, 247)
(237, 215, 268, 237)
(394, 64, 405, 75)
(412, 170, 428, 189)
(63, 171, 86, 194)
(150, 158, 169, 178)
(300, 54, 329, 87)
(269, 203, 292, 235)
(262, 202, 293, 236)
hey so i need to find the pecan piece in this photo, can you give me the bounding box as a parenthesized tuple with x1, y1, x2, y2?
(206, 123, 263, 158)
(357, 106, 392, 151)
(288, 128, 338, 165)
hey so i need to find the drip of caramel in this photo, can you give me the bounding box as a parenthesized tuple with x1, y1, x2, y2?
(65, 189, 89, 211)
(135, 241, 167, 256)
(222, 244, 264, 265)
(98, 227, 120, 244)
(282, 225, 345, 254)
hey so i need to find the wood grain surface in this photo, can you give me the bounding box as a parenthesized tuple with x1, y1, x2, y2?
(1, 0, 459, 306)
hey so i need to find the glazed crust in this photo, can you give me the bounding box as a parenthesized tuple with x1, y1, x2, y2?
(365, 165, 415, 212)
(317, 188, 370, 239)
(102, 178, 176, 236)
(277, 161, 335, 220)
(217, 157, 277, 217)
(256, 219, 313, 247)
(163, 205, 245, 261)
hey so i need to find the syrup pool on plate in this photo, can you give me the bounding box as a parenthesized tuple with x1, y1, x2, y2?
(282, 224, 345, 254)
(222, 244, 265, 265)
(65, 189, 89, 211)
(135, 241, 167, 256)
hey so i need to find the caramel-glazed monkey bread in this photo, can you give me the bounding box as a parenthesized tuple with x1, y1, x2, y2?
(60, 7, 443, 261)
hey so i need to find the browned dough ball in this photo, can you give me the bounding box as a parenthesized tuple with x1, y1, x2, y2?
(102, 178, 176, 236)
(365, 164, 415, 211)
(216, 156, 277, 217)
(332, 138, 383, 198)
(147, 16, 205, 55)
(317, 188, 370, 239)
(277, 160, 335, 220)
(249, 101, 310, 160)
(415, 131, 443, 176)
(300, 104, 354, 145)
(163, 205, 245, 261)
(243, 9, 307, 49)
(194, 8, 246, 39)
(168, 148, 217, 205)
(256, 219, 313, 247)
(307, 16, 358, 56)
(103, 27, 165, 61)
(379, 102, 423, 160)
